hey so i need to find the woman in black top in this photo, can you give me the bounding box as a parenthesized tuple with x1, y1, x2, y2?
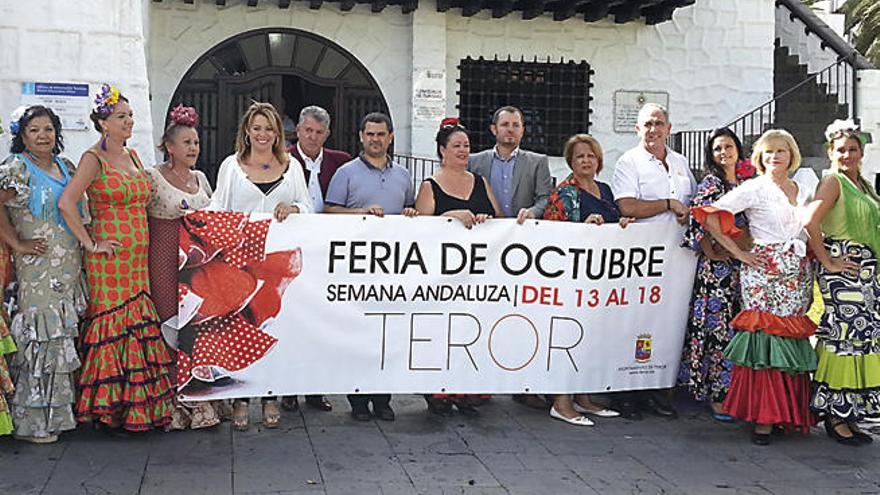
(414, 119, 501, 416)
(415, 119, 501, 227)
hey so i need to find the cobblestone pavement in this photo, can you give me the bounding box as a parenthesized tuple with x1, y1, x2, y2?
(2, 394, 879, 495)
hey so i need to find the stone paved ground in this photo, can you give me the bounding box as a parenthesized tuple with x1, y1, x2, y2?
(2, 394, 879, 495)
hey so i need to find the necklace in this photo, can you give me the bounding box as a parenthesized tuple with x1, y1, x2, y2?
(25, 151, 60, 177)
(166, 163, 198, 192)
(261, 163, 271, 170)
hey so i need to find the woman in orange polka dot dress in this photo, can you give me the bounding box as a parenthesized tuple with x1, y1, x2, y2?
(59, 85, 173, 432)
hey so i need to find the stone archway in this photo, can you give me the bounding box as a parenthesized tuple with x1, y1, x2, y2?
(168, 27, 389, 183)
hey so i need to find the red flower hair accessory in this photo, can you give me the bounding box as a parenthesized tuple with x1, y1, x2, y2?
(169, 104, 199, 127)
(440, 117, 461, 129)
(735, 159, 757, 181)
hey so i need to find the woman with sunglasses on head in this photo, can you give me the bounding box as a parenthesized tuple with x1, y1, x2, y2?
(59, 84, 174, 433)
(807, 120, 880, 446)
(0, 105, 88, 442)
(414, 118, 501, 417)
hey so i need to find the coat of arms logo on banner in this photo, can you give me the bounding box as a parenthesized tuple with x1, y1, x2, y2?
(635, 333, 653, 363)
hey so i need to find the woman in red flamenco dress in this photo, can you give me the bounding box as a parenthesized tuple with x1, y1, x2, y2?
(60, 85, 174, 431)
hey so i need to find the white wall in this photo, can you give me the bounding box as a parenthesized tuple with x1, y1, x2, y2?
(147, 1, 413, 165)
(0, 0, 154, 164)
(857, 69, 880, 186)
(147, 0, 774, 180)
(446, 0, 775, 180)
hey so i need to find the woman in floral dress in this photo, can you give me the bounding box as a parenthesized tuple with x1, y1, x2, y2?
(59, 85, 173, 432)
(679, 128, 755, 422)
(0, 105, 87, 442)
(693, 129, 817, 446)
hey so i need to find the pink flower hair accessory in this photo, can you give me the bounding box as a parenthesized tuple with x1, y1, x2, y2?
(169, 104, 199, 127)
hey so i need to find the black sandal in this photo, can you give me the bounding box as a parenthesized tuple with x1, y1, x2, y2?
(825, 418, 861, 446)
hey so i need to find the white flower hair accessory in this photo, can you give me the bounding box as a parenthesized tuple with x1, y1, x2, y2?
(824, 119, 859, 143)
(8, 105, 27, 135)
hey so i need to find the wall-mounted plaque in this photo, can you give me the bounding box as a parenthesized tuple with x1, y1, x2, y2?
(613, 90, 669, 133)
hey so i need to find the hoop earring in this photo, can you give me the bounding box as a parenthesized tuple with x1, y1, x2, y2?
(245, 135, 251, 146)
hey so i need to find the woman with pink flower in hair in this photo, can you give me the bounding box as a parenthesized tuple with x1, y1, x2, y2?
(678, 128, 756, 423)
(59, 84, 174, 433)
(145, 105, 230, 430)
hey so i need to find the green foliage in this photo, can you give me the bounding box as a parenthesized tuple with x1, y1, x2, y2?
(839, 0, 880, 66)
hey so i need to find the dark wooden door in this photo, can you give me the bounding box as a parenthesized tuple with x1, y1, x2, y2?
(218, 74, 283, 159)
(340, 89, 390, 155)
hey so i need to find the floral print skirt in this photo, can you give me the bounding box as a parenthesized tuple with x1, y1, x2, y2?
(678, 255, 740, 403)
(721, 242, 818, 431)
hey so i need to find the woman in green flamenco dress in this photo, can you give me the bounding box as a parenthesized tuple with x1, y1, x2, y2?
(806, 120, 880, 446)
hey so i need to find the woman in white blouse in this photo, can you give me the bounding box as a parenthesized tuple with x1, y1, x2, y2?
(692, 129, 817, 446)
(210, 102, 312, 218)
(211, 102, 312, 431)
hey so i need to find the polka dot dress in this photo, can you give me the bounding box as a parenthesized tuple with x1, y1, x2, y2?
(76, 149, 173, 431)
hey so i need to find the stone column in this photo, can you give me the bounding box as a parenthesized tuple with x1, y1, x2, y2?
(409, 8, 448, 159)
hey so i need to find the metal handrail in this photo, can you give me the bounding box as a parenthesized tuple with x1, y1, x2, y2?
(393, 153, 440, 189)
(776, 0, 873, 70)
(673, 55, 858, 171)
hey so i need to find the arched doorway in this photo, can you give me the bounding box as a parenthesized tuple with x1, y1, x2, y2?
(168, 28, 389, 184)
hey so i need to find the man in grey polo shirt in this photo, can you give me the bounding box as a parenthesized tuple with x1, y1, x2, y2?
(324, 112, 417, 421)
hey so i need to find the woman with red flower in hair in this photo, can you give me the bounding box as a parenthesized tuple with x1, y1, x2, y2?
(678, 128, 756, 423)
(414, 118, 501, 417)
(59, 84, 174, 433)
(692, 129, 817, 446)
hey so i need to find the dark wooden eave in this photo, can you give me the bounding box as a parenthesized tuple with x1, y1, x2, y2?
(152, 0, 693, 24)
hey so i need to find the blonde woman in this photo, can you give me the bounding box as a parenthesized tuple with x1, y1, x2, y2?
(209, 102, 312, 431)
(693, 129, 817, 446)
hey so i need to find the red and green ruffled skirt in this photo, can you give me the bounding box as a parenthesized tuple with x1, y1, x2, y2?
(76, 292, 174, 431)
(722, 310, 818, 432)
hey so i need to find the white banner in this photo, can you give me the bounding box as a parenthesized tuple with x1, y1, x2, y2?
(176, 213, 697, 400)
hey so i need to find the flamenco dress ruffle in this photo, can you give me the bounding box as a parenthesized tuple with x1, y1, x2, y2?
(0, 327, 15, 435)
(9, 278, 87, 437)
(723, 311, 817, 430)
(76, 292, 174, 430)
(0, 245, 16, 435)
(810, 239, 880, 421)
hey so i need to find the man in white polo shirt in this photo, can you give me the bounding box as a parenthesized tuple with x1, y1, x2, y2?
(611, 103, 696, 420)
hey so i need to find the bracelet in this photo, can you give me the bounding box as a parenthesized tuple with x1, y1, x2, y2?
(87, 240, 97, 253)
(666, 199, 671, 211)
